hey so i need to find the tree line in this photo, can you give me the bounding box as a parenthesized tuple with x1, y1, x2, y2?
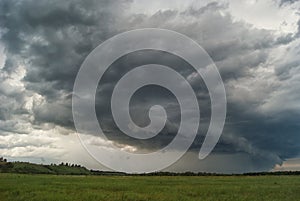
(1, 157, 300, 176)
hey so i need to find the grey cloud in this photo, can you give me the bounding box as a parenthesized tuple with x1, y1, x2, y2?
(167, 152, 280, 173)
(0, 0, 131, 127)
(279, 0, 299, 6)
(0, 0, 300, 172)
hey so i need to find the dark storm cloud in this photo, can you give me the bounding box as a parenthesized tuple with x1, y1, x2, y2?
(95, 49, 210, 152)
(0, 0, 131, 127)
(279, 0, 299, 6)
(0, 0, 300, 172)
(0, 0, 131, 89)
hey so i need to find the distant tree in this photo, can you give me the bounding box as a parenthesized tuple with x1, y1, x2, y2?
(0, 157, 7, 163)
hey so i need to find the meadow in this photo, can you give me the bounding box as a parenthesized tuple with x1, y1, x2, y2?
(0, 174, 299, 201)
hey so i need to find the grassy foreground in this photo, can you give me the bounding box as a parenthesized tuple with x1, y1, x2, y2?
(0, 174, 299, 201)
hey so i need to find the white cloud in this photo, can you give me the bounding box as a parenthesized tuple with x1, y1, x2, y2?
(129, 0, 200, 15)
(0, 44, 5, 69)
(0, 123, 106, 169)
(228, 0, 300, 34)
(273, 158, 300, 171)
(130, 0, 300, 34)
(0, 65, 26, 95)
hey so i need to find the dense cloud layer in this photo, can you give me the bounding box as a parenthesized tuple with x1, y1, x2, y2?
(0, 0, 300, 173)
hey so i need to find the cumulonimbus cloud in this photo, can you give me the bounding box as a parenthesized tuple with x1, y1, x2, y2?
(0, 0, 300, 172)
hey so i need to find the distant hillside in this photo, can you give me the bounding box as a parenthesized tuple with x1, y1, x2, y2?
(0, 161, 91, 175)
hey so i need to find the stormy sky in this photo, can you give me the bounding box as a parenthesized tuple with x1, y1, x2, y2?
(0, 0, 300, 173)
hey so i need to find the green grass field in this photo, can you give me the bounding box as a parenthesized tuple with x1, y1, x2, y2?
(0, 174, 299, 201)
